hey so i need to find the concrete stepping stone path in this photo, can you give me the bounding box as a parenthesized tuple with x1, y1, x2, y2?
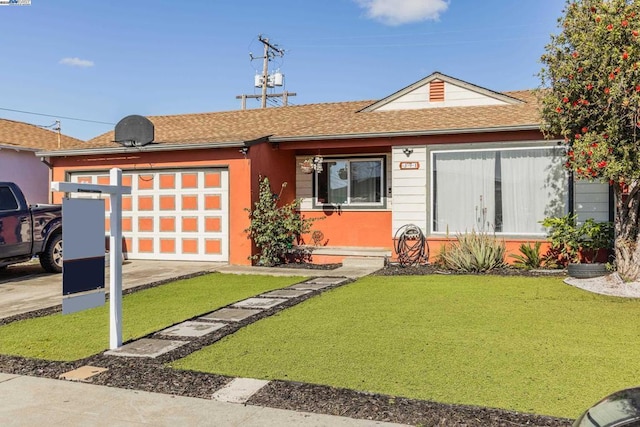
(199, 307, 261, 322)
(232, 297, 287, 310)
(302, 277, 348, 286)
(290, 282, 334, 290)
(159, 321, 226, 338)
(212, 378, 270, 404)
(102, 277, 347, 360)
(104, 338, 187, 358)
(261, 289, 312, 299)
(59, 366, 108, 382)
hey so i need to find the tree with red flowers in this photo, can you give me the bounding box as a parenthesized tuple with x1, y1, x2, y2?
(540, 0, 640, 280)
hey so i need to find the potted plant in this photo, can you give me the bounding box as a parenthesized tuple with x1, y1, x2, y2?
(541, 214, 613, 278)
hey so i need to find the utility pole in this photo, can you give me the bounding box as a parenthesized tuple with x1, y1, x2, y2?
(54, 120, 61, 149)
(258, 35, 283, 108)
(236, 35, 296, 109)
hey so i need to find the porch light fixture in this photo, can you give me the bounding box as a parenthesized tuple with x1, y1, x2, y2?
(239, 147, 249, 156)
(402, 147, 413, 157)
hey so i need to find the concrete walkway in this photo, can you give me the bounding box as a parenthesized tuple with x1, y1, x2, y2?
(0, 260, 390, 426)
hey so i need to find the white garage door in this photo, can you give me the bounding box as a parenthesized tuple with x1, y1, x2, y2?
(70, 168, 229, 262)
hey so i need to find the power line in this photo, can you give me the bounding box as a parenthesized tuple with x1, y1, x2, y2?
(289, 23, 553, 43)
(0, 107, 115, 125)
(289, 35, 549, 50)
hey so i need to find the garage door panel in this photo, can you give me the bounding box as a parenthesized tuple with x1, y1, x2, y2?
(70, 168, 229, 262)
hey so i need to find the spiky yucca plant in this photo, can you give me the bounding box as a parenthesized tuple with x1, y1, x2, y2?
(436, 230, 507, 273)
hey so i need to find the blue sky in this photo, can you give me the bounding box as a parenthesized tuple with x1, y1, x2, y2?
(1, 0, 565, 141)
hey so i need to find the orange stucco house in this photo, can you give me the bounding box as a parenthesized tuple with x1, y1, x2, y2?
(37, 73, 611, 265)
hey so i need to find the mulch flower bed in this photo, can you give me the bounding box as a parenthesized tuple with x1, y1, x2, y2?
(0, 265, 573, 427)
(375, 263, 567, 277)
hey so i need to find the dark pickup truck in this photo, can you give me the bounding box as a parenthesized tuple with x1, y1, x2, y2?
(0, 182, 62, 273)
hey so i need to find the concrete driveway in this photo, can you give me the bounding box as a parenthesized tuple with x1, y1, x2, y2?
(0, 260, 220, 320)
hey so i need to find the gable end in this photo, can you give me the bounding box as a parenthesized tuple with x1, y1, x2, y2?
(360, 72, 524, 112)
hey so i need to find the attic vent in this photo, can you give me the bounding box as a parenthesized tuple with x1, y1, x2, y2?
(429, 80, 445, 102)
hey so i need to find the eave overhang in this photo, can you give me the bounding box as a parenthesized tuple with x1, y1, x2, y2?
(269, 124, 542, 143)
(37, 139, 259, 158)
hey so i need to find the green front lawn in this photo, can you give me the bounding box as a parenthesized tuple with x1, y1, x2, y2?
(173, 275, 640, 419)
(0, 273, 304, 361)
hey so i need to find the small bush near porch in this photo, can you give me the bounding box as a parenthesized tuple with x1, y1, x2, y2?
(173, 275, 640, 419)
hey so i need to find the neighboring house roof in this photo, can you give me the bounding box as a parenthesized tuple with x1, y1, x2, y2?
(38, 73, 544, 156)
(0, 118, 84, 151)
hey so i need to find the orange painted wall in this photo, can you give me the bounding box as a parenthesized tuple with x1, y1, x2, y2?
(50, 147, 253, 265)
(248, 143, 297, 202)
(299, 210, 392, 248)
(297, 211, 549, 265)
(243, 144, 297, 264)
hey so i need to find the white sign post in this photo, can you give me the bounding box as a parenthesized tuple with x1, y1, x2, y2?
(52, 167, 131, 350)
(108, 168, 124, 349)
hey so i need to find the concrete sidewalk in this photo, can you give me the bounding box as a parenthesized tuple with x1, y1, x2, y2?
(0, 374, 406, 426)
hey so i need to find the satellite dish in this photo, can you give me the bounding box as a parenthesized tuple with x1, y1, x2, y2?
(114, 115, 154, 147)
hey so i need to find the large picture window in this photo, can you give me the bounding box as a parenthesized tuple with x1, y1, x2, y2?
(431, 147, 567, 235)
(315, 158, 384, 207)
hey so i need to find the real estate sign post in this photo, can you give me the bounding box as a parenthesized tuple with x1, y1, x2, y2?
(60, 197, 106, 314)
(108, 168, 125, 349)
(51, 168, 131, 349)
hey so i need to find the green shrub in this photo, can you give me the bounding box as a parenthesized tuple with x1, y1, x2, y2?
(436, 230, 507, 272)
(541, 214, 614, 265)
(246, 176, 316, 266)
(510, 241, 543, 270)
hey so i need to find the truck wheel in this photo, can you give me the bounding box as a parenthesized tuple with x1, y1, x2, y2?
(40, 233, 62, 273)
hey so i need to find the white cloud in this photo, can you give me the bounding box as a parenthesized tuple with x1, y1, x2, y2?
(356, 0, 449, 25)
(59, 57, 95, 68)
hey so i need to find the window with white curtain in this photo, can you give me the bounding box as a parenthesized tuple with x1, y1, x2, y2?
(431, 147, 567, 235)
(315, 158, 384, 207)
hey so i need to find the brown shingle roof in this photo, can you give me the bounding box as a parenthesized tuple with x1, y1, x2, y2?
(72, 89, 540, 151)
(0, 118, 84, 150)
(275, 90, 540, 140)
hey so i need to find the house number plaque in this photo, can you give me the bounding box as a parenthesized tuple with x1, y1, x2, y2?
(399, 162, 420, 170)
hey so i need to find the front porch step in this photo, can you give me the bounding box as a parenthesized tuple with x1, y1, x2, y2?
(341, 256, 386, 269)
(294, 245, 389, 269)
(295, 245, 391, 258)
